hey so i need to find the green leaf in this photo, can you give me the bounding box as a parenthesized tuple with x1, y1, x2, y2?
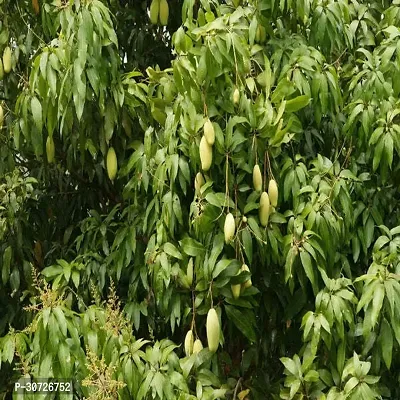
(365, 217, 375, 248)
(345, 103, 364, 131)
(225, 305, 256, 342)
(71, 270, 80, 289)
(289, 379, 301, 399)
(384, 134, 394, 168)
(180, 355, 196, 379)
(357, 279, 379, 313)
(285, 95, 311, 113)
(369, 127, 384, 145)
(351, 236, 361, 262)
(153, 372, 164, 399)
(370, 283, 385, 328)
(169, 371, 188, 392)
(247, 216, 263, 241)
(137, 371, 154, 400)
(373, 138, 384, 171)
(2, 246, 12, 285)
(373, 236, 390, 252)
(87, 330, 98, 353)
(337, 340, 346, 374)
(180, 238, 205, 256)
(2, 335, 15, 363)
(379, 318, 393, 369)
(212, 259, 233, 279)
(344, 376, 359, 393)
(178, 158, 190, 183)
(319, 73, 328, 113)
(280, 357, 299, 377)
(104, 102, 116, 142)
(304, 370, 319, 382)
(53, 307, 68, 337)
(40, 52, 48, 78)
(10, 269, 20, 291)
(164, 243, 182, 259)
(300, 249, 317, 294)
(285, 246, 297, 283)
(319, 314, 331, 334)
(285, 288, 307, 320)
(47, 64, 57, 96)
(302, 311, 315, 340)
(31, 97, 43, 131)
(39, 353, 52, 376)
(207, 233, 224, 274)
(173, 194, 183, 225)
(205, 193, 223, 209)
(243, 202, 258, 214)
(274, 99, 286, 125)
(241, 228, 253, 264)
(58, 342, 70, 376)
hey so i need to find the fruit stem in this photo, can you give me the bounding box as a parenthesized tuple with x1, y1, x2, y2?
(266, 150, 274, 181)
(224, 153, 230, 211)
(239, 244, 245, 264)
(234, 185, 239, 259)
(264, 151, 267, 191)
(191, 290, 196, 334)
(233, 377, 243, 400)
(203, 88, 208, 116)
(208, 282, 214, 308)
(252, 132, 258, 165)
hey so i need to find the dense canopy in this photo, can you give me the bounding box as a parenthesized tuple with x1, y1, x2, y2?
(1, 0, 400, 399)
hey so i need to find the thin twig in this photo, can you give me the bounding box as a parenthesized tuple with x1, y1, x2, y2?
(233, 377, 243, 400)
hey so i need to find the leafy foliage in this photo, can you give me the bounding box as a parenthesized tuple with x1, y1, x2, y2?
(1, 0, 400, 399)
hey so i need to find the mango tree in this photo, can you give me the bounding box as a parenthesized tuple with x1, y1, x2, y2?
(1, 0, 400, 399)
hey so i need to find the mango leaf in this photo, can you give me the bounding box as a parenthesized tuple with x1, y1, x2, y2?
(225, 305, 256, 342)
(379, 318, 393, 369)
(2, 246, 12, 285)
(31, 97, 43, 131)
(180, 237, 205, 256)
(164, 243, 182, 259)
(300, 249, 318, 295)
(285, 95, 311, 112)
(241, 228, 253, 264)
